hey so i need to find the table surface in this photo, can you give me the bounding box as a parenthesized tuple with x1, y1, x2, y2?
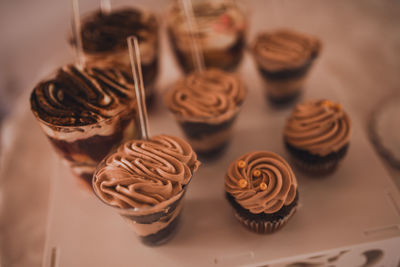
(43, 53, 400, 266)
(1, 0, 400, 266)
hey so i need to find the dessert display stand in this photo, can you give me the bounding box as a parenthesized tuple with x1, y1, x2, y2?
(41, 59, 400, 267)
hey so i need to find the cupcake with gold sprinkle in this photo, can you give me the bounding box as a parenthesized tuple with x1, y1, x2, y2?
(283, 99, 352, 174)
(225, 151, 298, 234)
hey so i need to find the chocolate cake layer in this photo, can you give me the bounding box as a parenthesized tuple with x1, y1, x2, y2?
(141, 57, 158, 87)
(139, 215, 180, 246)
(47, 112, 133, 162)
(267, 90, 302, 106)
(78, 9, 158, 53)
(196, 142, 228, 159)
(257, 60, 313, 81)
(179, 115, 237, 139)
(169, 32, 245, 73)
(285, 141, 349, 165)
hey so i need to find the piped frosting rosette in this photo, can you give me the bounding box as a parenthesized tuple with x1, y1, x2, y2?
(30, 64, 135, 128)
(252, 29, 321, 72)
(225, 151, 297, 214)
(164, 68, 246, 124)
(284, 99, 352, 156)
(93, 135, 200, 214)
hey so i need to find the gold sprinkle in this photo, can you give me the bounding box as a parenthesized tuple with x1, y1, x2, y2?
(238, 179, 248, 188)
(334, 103, 342, 111)
(321, 100, 333, 108)
(237, 160, 246, 168)
(259, 182, 267, 191)
(253, 169, 261, 177)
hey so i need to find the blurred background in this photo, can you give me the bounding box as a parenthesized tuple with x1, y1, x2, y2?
(0, 0, 399, 266)
(1, 0, 400, 126)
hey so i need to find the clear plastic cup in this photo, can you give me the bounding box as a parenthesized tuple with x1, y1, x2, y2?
(93, 173, 190, 246)
(33, 107, 138, 189)
(92, 135, 199, 246)
(30, 65, 140, 190)
(172, 107, 242, 158)
(72, 7, 160, 104)
(166, 0, 248, 73)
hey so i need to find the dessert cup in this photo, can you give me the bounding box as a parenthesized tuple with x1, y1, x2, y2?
(72, 7, 159, 105)
(164, 68, 246, 158)
(30, 65, 139, 188)
(283, 99, 352, 175)
(251, 29, 321, 106)
(92, 135, 200, 246)
(225, 151, 299, 234)
(167, 0, 247, 73)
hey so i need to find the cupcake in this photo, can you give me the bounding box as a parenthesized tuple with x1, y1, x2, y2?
(167, 0, 247, 73)
(251, 29, 321, 105)
(164, 68, 246, 158)
(225, 151, 298, 234)
(92, 135, 200, 246)
(30, 64, 139, 188)
(72, 8, 159, 104)
(283, 99, 352, 174)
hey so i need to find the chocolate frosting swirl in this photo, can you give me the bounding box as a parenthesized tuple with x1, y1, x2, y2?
(77, 8, 158, 52)
(252, 29, 321, 71)
(30, 64, 135, 127)
(164, 69, 246, 123)
(225, 151, 297, 214)
(284, 99, 352, 156)
(93, 135, 200, 209)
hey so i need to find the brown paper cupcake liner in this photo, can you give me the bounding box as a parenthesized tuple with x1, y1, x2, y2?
(234, 204, 298, 234)
(285, 141, 349, 176)
(289, 154, 340, 176)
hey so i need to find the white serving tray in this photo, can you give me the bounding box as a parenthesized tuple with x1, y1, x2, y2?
(41, 57, 400, 267)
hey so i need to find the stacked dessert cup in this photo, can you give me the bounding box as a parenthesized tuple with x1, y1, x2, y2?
(30, 65, 139, 189)
(167, 0, 247, 73)
(72, 7, 160, 104)
(251, 29, 322, 106)
(92, 135, 200, 245)
(164, 68, 246, 159)
(283, 99, 352, 175)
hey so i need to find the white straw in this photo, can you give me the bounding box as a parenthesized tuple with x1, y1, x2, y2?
(180, 0, 205, 72)
(71, 0, 85, 69)
(100, 0, 112, 14)
(127, 36, 150, 140)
